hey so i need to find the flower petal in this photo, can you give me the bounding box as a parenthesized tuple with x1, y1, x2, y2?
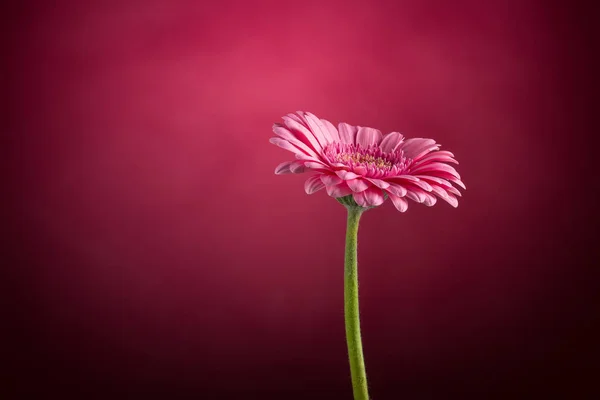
(303, 162, 331, 172)
(379, 131, 404, 153)
(365, 178, 390, 189)
(304, 175, 325, 194)
(269, 137, 308, 157)
(353, 187, 385, 207)
(352, 192, 369, 207)
(391, 175, 432, 191)
(289, 161, 305, 173)
(347, 178, 370, 192)
(399, 138, 439, 159)
(353, 165, 367, 175)
(429, 184, 449, 199)
(364, 187, 385, 206)
(321, 118, 340, 143)
(415, 175, 452, 187)
(388, 193, 409, 212)
(444, 193, 459, 207)
(409, 162, 461, 179)
(335, 170, 361, 180)
(386, 182, 407, 197)
(325, 182, 354, 198)
(405, 189, 425, 203)
(285, 112, 305, 126)
(282, 115, 323, 153)
(417, 176, 462, 197)
(430, 172, 466, 190)
(405, 187, 437, 205)
(274, 161, 293, 174)
(450, 177, 466, 190)
(294, 153, 330, 165)
(422, 193, 437, 206)
(338, 123, 357, 145)
(446, 186, 462, 196)
(303, 112, 332, 148)
(320, 174, 342, 186)
(411, 151, 458, 167)
(430, 185, 459, 207)
(273, 124, 321, 158)
(356, 127, 383, 147)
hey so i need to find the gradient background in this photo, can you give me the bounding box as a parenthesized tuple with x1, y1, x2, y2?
(5, 0, 597, 399)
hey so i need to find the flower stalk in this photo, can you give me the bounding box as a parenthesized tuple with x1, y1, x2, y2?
(270, 111, 465, 398)
(344, 204, 369, 400)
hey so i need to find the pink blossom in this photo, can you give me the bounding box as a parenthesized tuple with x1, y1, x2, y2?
(270, 111, 465, 211)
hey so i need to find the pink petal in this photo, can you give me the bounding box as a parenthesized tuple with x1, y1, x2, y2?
(450, 177, 466, 190)
(269, 137, 308, 157)
(430, 185, 459, 207)
(304, 175, 325, 194)
(399, 138, 439, 159)
(289, 161, 305, 173)
(417, 170, 466, 189)
(388, 193, 409, 212)
(391, 175, 432, 191)
(415, 175, 452, 188)
(404, 187, 436, 205)
(436, 150, 454, 158)
(405, 189, 425, 203)
(429, 184, 450, 200)
(294, 153, 331, 166)
(386, 182, 407, 197)
(338, 123, 357, 145)
(352, 192, 369, 207)
(303, 161, 331, 171)
(446, 186, 462, 196)
(353, 187, 385, 207)
(320, 174, 342, 186)
(303, 112, 332, 148)
(411, 151, 458, 166)
(391, 174, 419, 182)
(364, 187, 385, 206)
(413, 146, 442, 161)
(356, 127, 383, 147)
(422, 193, 437, 206)
(335, 170, 361, 180)
(274, 161, 293, 174)
(420, 177, 461, 196)
(353, 165, 368, 175)
(325, 182, 354, 198)
(365, 178, 390, 189)
(379, 131, 404, 153)
(444, 193, 459, 207)
(273, 124, 321, 158)
(282, 116, 323, 152)
(347, 178, 370, 192)
(409, 162, 461, 179)
(321, 118, 340, 143)
(285, 112, 305, 126)
(413, 178, 433, 191)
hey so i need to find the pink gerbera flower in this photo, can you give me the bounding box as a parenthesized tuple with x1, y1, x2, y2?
(270, 111, 465, 211)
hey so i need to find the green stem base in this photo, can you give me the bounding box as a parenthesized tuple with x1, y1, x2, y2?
(344, 206, 369, 400)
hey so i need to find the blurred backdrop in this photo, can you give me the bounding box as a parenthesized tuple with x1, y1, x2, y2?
(5, 0, 596, 398)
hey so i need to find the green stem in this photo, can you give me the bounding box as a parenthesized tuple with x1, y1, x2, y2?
(344, 206, 369, 400)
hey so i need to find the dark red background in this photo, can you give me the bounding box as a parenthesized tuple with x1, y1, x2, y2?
(5, 0, 596, 399)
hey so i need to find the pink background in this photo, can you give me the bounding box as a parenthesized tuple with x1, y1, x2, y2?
(6, 0, 595, 398)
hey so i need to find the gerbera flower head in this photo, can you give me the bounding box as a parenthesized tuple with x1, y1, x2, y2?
(270, 111, 465, 211)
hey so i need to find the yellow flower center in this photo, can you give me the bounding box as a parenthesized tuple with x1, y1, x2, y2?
(336, 153, 393, 169)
